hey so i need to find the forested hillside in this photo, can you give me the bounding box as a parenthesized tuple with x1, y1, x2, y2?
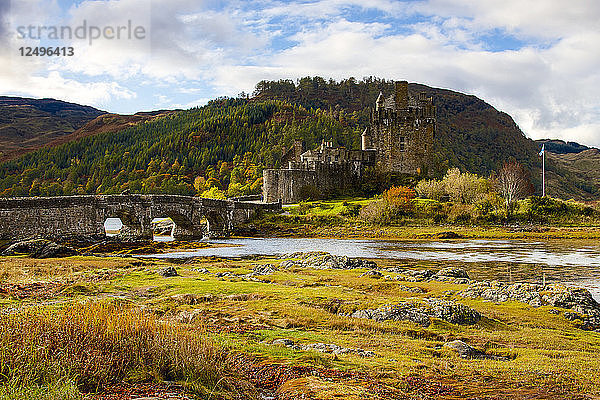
(0, 98, 358, 197)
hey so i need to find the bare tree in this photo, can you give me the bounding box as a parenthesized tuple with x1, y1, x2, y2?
(496, 161, 534, 216)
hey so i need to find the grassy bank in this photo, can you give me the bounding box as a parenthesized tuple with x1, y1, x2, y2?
(0, 254, 599, 398)
(244, 197, 600, 240)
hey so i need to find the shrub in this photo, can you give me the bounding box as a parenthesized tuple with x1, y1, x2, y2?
(443, 168, 489, 205)
(448, 203, 474, 224)
(415, 179, 446, 201)
(525, 196, 599, 222)
(358, 199, 398, 225)
(340, 203, 362, 217)
(0, 302, 242, 397)
(360, 186, 416, 224)
(383, 186, 416, 214)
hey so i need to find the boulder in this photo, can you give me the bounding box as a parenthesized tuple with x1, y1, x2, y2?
(351, 298, 481, 327)
(2, 239, 76, 258)
(250, 263, 278, 276)
(443, 340, 481, 358)
(272, 338, 375, 357)
(443, 340, 508, 360)
(434, 267, 470, 279)
(460, 280, 600, 330)
(282, 252, 377, 270)
(360, 270, 383, 279)
(158, 266, 178, 277)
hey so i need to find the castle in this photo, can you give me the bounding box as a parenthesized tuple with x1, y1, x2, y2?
(263, 81, 436, 203)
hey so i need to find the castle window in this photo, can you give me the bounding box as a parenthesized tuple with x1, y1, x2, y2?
(399, 137, 406, 152)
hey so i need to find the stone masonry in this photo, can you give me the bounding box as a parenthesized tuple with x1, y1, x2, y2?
(0, 194, 281, 240)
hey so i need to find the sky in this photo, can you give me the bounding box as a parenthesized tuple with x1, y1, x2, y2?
(1, 0, 599, 148)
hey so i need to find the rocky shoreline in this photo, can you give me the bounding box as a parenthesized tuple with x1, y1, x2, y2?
(276, 252, 600, 331)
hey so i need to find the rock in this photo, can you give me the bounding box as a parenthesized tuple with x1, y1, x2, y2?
(279, 260, 296, 269)
(272, 338, 375, 357)
(387, 268, 434, 282)
(542, 284, 598, 310)
(351, 298, 481, 327)
(303, 342, 375, 357)
(397, 285, 426, 293)
(158, 266, 178, 277)
(250, 263, 278, 276)
(386, 268, 470, 284)
(443, 340, 508, 360)
(461, 281, 544, 307)
(2, 239, 77, 258)
(282, 252, 377, 270)
(360, 270, 383, 279)
(435, 267, 470, 280)
(424, 298, 481, 325)
(273, 338, 295, 347)
(443, 340, 481, 358)
(461, 280, 600, 330)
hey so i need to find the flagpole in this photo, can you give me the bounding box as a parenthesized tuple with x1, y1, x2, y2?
(542, 145, 545, 197)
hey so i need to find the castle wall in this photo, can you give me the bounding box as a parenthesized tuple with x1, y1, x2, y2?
(263, 163, 366, 204)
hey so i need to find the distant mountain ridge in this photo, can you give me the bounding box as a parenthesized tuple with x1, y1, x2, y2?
(535, 139, 593, 154)
(0, 97, 105, 161)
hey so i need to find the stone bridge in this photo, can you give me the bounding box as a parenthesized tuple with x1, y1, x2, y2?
(0, 194, 281, 240)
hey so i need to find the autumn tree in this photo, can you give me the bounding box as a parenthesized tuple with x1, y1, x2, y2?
(496, 161, 534, 216)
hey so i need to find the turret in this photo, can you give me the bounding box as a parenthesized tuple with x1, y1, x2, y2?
(395, 81, 408, 110)
(375, 92, 384, 110)
(361, 127, 370, 150)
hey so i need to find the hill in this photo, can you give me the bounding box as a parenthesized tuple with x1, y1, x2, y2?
(546, 149, 600, 200)
(0, 97, 105, 161)
(535, 139, 590, 154)
(253, 77, 540, 177)
(0, 98, 354, 197)
(45, 111, 177, 149)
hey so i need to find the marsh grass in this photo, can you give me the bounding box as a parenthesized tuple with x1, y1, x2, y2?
(0, 301, 245, 398)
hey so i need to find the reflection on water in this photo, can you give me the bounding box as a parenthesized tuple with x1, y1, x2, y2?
(142, 237, 600, 300)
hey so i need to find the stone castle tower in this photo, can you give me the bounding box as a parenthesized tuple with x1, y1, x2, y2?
(361, 81, 436, 174)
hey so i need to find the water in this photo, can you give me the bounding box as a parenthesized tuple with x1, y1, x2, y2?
(141, 237, 600, 300)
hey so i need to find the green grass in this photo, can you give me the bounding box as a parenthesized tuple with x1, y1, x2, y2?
(2, 253, 600, 398)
